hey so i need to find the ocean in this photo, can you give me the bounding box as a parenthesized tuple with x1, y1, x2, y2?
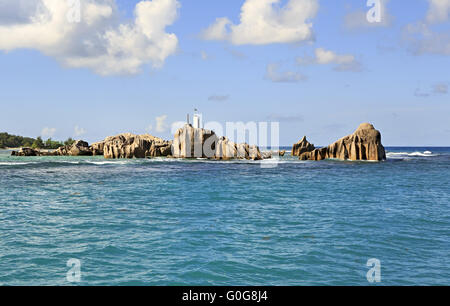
(0, 147, 449, 286)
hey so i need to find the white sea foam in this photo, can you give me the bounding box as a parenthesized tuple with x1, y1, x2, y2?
(386, 151, 438, 158)
(86, 161, 129, 165)
(0, 162, 33, 166)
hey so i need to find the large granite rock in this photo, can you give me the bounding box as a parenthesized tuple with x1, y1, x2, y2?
(172, 124, 218, 158)
(11, 147, 39, 156)
(101, 133, 172, 159)
(215, 137, 237, 160)
(292, 136, 315, 156)
(299, 123, 386, 161)
(55, 140, 92, 156)
(91, 141, 105, 156)
(172, 124, 263, 160)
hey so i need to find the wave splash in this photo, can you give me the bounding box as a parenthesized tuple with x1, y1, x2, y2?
(387, 151, 438, 158)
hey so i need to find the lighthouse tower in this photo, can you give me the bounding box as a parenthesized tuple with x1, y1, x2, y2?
(193, 109, 202, 129)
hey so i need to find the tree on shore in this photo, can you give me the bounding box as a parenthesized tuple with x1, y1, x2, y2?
(0, 132, 35, 148)
(64, 138, 75, 146)
(32, 137, 44, 149)
(1, 132, 78, 149)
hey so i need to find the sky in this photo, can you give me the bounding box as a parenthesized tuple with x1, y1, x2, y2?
(0, 0, 449, 146)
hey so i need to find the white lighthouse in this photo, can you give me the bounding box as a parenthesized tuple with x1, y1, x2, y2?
(192, 109, 202, 129)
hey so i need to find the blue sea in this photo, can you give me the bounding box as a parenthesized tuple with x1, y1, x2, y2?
(0, 147, 449, 286)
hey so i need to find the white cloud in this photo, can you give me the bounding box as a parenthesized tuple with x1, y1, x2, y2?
(41, 127, 56, 138)
(314, 48, 354, 65)
(155, 115, 168, 132)
(403, 1, 450, 56)
(403, 22, 450, 56)
(265, 63, 307, 83)
(426, 0, 450, 23)
(344, 0, 393, 29)
(201, 0, 319, 45)
(202, 17, 231, 41)
(74, 125, 87, 137)
(0, 0, 41, 25)
(0, 0, 180, 76)
(297, 48, 362, 72)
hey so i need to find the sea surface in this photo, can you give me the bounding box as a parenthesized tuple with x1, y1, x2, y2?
(0, 147, 449, 286)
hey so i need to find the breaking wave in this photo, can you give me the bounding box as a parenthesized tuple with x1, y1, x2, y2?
(386, 151, 439, 159)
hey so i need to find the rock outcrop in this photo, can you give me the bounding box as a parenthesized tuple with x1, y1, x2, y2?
(292, 136, 315, 157)
(215, 137, 262, 160)
(299, 123, 386, 161)
(172, 124, 264, 160)
(101, 133, 172, 159)
(11, 147, 39, 156)
(90, 141, 105, 156)
(172, 124, 218, 158)
(12, 136, 173, 159)
(55, 140, 92, 156)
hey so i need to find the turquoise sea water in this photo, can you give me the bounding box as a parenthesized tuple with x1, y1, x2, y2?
(0, 147, 449, 286)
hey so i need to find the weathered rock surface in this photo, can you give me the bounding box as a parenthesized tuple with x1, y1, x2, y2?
(172, 124, 218, 158)
(101, 133, 172, 159)
(12, 140, 94, 157)
(292, 136, 315, 157)
(55, 140, 93, 156)
(249, 145, 263, 161)
(299, 123, 386, 161)
(172, 124, 264, 160)
(215, 138, 262, 160)
(91, 141, 105, 156)
(11, 147, 39, 156)
(262, 151, 274, 159)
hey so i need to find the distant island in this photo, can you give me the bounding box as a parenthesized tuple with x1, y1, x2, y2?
(6, 122, 386, 162)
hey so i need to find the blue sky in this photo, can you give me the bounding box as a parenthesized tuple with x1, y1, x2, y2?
(0, 0, 449, 146)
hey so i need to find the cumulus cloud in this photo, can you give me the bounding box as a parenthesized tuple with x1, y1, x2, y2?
(74, 125, 87, 137)
(426, 0, 450, 23)
(403, 21, 450, 56)
(0, 0, 180, 75)
(265, 63, 307, 83)
(403, 0, 450, 56)
(297, 48, 362, 72)
(201, 0, 319, 45)
(0, 0, 42, 25)
(155, 115, 168, 132)
(344, 0, 393, 29)
(41, 127, 56, 138)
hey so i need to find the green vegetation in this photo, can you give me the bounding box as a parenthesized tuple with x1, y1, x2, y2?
(0, 132, 35, 149)
(0, 132, 76, 149)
